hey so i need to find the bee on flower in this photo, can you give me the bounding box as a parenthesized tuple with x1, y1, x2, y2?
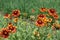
(12, 9, 20, 17)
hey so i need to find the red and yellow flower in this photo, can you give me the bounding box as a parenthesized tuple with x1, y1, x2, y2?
(43, 17, 49, 22)
(52, 23, 60, 30)
(13, 17, 18, 23)
(0, 28, 10, 38)
(48, 9, 56, 16)
(48, 18, 52, 22)
(4, 14, 11, 19)
(53, 14, 59, 19)
(40, 8, 47, 12)
(12, 9, 20, 17)
(8, 22, 13, 26)
(38, 14, 48, 23)
(35, 19, 45, 27)
(7, 23, 16, 33)
(7, 25, 16, 33)
(38, 14, 46, 19)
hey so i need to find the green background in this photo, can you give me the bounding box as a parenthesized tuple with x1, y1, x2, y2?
(0, 0, 60, 14)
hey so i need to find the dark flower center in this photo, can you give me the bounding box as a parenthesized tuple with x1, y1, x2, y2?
(55, 27, 60, 30)
(8, 23, 12, 25)
(41, 8, 45, 10)
(54, 15, 57, 17)
(2, 30, 9, 36)
(39, 14, 45, 18)
(9, 26, 14, 31)
(13, 11, 18, 15)
(37, 20, 43, 24)
(5, 14, 8, 16)
(49, 9, 56, 13)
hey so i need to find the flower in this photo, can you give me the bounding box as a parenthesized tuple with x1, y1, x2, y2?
(47, 34, 51, 38)
(40, 8, 47, 12)
(43, 17, 48, 22)
(38, 14, 48, 23)
(8, 22, 13, 26)
(32, 9, 35, 13)
(13, 17, 18, 23)
(7, 25, 16, 33)
(12, 9, 20, 17)
(48, 18, 52, 22)
(53, 14, 59, 19)
(33, 31, 40, 36)
(35, 19, 45, 27)
(4, 14, 11, 19)
(0, 28, 10, 38)
(38, 14, 46, 19)
(48, 9, 59, 19)
(52, 23, 60, 30)
(48, 9, 56, 16)
(30, 15, 35, 21)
